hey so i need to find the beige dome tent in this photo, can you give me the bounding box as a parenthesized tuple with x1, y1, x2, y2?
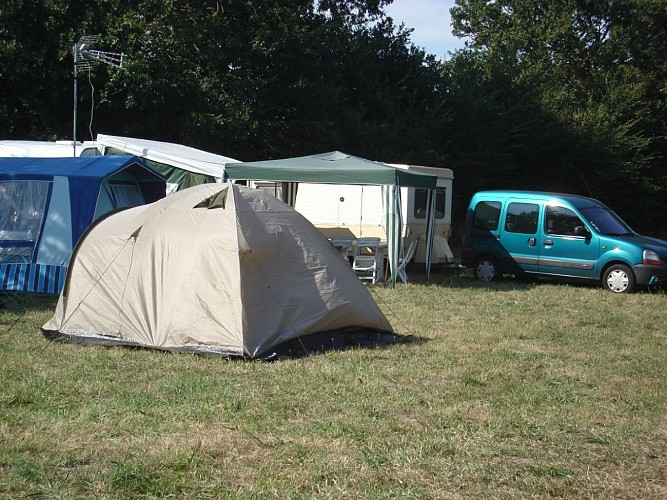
(42, 183, 393, 358)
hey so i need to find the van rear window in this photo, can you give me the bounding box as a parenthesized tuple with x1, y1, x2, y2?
(472, 201, 501, 231)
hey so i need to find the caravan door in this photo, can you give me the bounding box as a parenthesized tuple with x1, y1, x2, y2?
(294, 183, 385, 240)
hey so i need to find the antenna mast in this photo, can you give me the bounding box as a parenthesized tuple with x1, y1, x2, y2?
(72, 35, 125, 156)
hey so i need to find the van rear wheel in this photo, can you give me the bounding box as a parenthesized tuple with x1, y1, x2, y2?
(603, 264, 635, 293)
(473, 257, 501, 282)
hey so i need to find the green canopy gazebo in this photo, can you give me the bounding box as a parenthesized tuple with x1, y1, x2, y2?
(224, 151, 438, 286)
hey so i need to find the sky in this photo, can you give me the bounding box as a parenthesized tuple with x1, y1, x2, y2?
(384, 0, 468, 57)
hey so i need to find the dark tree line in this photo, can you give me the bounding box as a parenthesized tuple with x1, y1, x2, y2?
(448, 0, 667, 237)
(1, 0, 665, 237)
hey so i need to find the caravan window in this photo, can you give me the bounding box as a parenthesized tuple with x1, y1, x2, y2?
(0, 180, 49, 263)
(413, 188, 446, 219)
(109, 182, 145, 208)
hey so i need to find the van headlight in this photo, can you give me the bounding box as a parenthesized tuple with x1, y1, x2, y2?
(643, 249, 663, 265)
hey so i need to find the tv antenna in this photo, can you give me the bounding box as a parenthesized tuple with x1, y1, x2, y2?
(72, 35, 125, 156)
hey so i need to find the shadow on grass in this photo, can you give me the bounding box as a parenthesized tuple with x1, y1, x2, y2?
(43, 326, 418, 362)
(400, 264, 665, 295)
(261, 328, 421, 361)
(0, 292, 57, 313)
(398, 265, 539, 292)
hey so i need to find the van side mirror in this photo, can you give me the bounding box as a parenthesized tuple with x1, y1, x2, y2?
(574, 226, 590, 238)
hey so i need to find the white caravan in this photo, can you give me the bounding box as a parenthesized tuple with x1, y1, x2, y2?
(0, 140, 101, 157)
(251, 165, 455, 265)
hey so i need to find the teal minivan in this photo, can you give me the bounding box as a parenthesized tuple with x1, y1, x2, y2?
(461, 191, 667, 293)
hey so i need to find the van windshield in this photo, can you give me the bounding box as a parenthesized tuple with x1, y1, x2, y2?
(580, 206, 636, 236)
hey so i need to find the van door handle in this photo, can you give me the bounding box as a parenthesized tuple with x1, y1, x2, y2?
(528, 237, 536, 247)
(544, 239, 553, 246)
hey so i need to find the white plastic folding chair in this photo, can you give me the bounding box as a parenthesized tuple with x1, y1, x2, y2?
(396, 239, 418, 284)
(352, 237, 381, 283)
(329, 237, 354, 261)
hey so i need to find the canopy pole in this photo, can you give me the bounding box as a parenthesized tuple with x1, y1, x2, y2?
(425, 189, 435, 281)
(382, 184, 401, 288)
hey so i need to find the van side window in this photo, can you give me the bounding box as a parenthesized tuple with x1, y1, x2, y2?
(505, 203, 538, 234)
(545, 206, 585, 236)
(414, 188, 446, 219)
(472, 201, 501, 230)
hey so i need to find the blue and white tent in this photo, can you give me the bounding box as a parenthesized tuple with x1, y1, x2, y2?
(0, 156, 166, 294)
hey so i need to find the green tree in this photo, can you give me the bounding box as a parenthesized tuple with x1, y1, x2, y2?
(2, 0, 446, 164)
(449, 0, 666, 233)
(0, 0, 101, 139)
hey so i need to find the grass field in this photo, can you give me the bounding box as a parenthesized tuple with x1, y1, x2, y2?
(1, 269, 666, 499)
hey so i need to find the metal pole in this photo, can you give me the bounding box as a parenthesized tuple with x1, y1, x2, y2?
(72, 43, 77, 157)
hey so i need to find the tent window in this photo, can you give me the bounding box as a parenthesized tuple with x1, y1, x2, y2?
(414, 188, 446, 219)
(0, 180, 49, 263)
(193, 188, 228, 209)
(109, 182, 145, 208)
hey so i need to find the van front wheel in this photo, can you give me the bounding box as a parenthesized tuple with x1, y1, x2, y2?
(603, 264, 635, 293)
(474, 257, 501, 282)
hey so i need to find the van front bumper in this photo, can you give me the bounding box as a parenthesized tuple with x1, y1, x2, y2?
(632, 264, 667, 286)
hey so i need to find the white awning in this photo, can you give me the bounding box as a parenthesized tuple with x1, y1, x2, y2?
(96, 134, 239, 180)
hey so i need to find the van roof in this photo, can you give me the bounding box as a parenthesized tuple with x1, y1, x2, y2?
(471, 190, 608, 210)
